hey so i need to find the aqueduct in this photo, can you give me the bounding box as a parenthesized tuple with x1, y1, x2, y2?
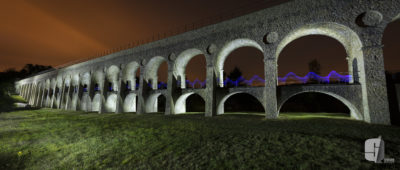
(16, 0, 400, 125)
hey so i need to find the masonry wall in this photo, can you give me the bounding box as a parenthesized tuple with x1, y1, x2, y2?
(16, 0, 400, 125)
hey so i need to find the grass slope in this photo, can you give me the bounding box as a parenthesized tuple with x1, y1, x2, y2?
(0, 109, 399, 169)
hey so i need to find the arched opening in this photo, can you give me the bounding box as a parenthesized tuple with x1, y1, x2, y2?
(278, 92, 361, 120)
(278, 35, 349, 85)
(123, 93, 138, 112)
(106, 65, 120, 92)
(217, 92, 265, 115)
(382, 17, 400, 125)
(174, 92, 205, 114)
(174, 49, 207, 89)
(145, 56, 168, 90)
(105, 93, 117, 112)
(145, 93, 166, 113)
(92, 93, 101, 112)
(216, 39, 265, 87)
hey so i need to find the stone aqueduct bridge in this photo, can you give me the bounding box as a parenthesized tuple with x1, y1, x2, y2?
(15, 0, 400, 125)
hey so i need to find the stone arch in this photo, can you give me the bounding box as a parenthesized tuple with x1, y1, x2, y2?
(106, 65, 120, 91)
(123, 93, 137, 112)
(278, 91, 363, 120)
(81, 94, 92, 111)
(92, 93, 101, 112)
(105, 93, 117, 112)
(92, 69, 104, 89)
(72, 74, 80, 87)
(174, 92, 206, 114)
(122, 61, 140, 90)
(217, 91, 265, 115)
(44, 79, 51, 107)
(173, 48, 205, 88)
(276, 22, 369, 121)
(145, 93, 165, 113)
(276, 22, 365, 84)
(81, 72, 91, 87)
(215, 38, 264, 87)
(145, 56, 167, 89)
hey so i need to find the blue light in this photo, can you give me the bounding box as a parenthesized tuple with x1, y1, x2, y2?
(152, 71, 351, 89)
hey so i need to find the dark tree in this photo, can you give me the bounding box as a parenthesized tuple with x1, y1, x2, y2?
(308, 59, 321, 83)
(308, 59, 321, 75)
(226, 66, 245, 87)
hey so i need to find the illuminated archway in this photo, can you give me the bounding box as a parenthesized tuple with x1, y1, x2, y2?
(145, 93, 166, 113)
(123, 93, 137, 112)
(217, 92, 265, 115)
(174, 49, 207, 88)
(215, 39, 264, 87)
(278, 91, 362, 120)
(276, 22, 369, 121)
(145, 56, 168, 89)
(122, 61, 140, 90)
(174, 92, 205, 114)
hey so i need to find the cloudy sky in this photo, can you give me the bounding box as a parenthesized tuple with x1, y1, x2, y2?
(0, 0, 398, 81)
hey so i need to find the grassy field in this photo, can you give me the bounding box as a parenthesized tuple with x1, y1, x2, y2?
(0, 109, 399, 169)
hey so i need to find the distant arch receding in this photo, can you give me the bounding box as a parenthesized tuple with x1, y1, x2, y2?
(106, 65, 120, 91)
(80, 94, 92, 111)
(56, 75, 63, 89)
(92, 93, 101, 112)
(45, 79, 51, 90)
(145, 93, 165, 113)
(217, 91, 265, 115)
(276, 22, 364, 84)
(278, 91, 362, 120)
(174, 92, 205, 114)
(174, 49, 204, 88)
(123, 61, 140, 89)
(93, 70, 104, 89)
(105, 94, 117, 112)
(123, 93, 137, 112)
(215, 38, 264, 87)
(64, 76, 71, 87)
(81, 72, 91, 87)
(145, 56, 167, 89)
(72, 74, 80, 87)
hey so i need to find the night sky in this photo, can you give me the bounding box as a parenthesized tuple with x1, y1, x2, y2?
(0, 0, 399, 82)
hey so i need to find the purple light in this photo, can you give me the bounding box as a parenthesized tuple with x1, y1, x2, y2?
(154, 70, 352, 89)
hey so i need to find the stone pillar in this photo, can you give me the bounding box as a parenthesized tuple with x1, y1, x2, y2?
(137, 65, 147, 114)
(73, 84, 82, 111)
(361, 40, 390, 124)
(180, 73, 186, 89)
(26, 84, 31, 104)
(59, 80, 66, 109)
(24, 84, 29, 99)
(65, 84, 72, 110)
(205, 64, 217, 117)
(40, 86, 46, 107)
(21, 85, 26, 98)
(98, 72, 107, 114)
(29, 84, 35, 105)
(115, 72, 123, 113)
(50, 86, 56, 109)
(166, 62, 178, 115)
(219, 70, 224, 87)
(35, 85, 41, 106)
(264, 56, 278, 119)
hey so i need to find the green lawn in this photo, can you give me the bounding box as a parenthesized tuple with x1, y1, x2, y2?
(0, 109, 399, 169)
